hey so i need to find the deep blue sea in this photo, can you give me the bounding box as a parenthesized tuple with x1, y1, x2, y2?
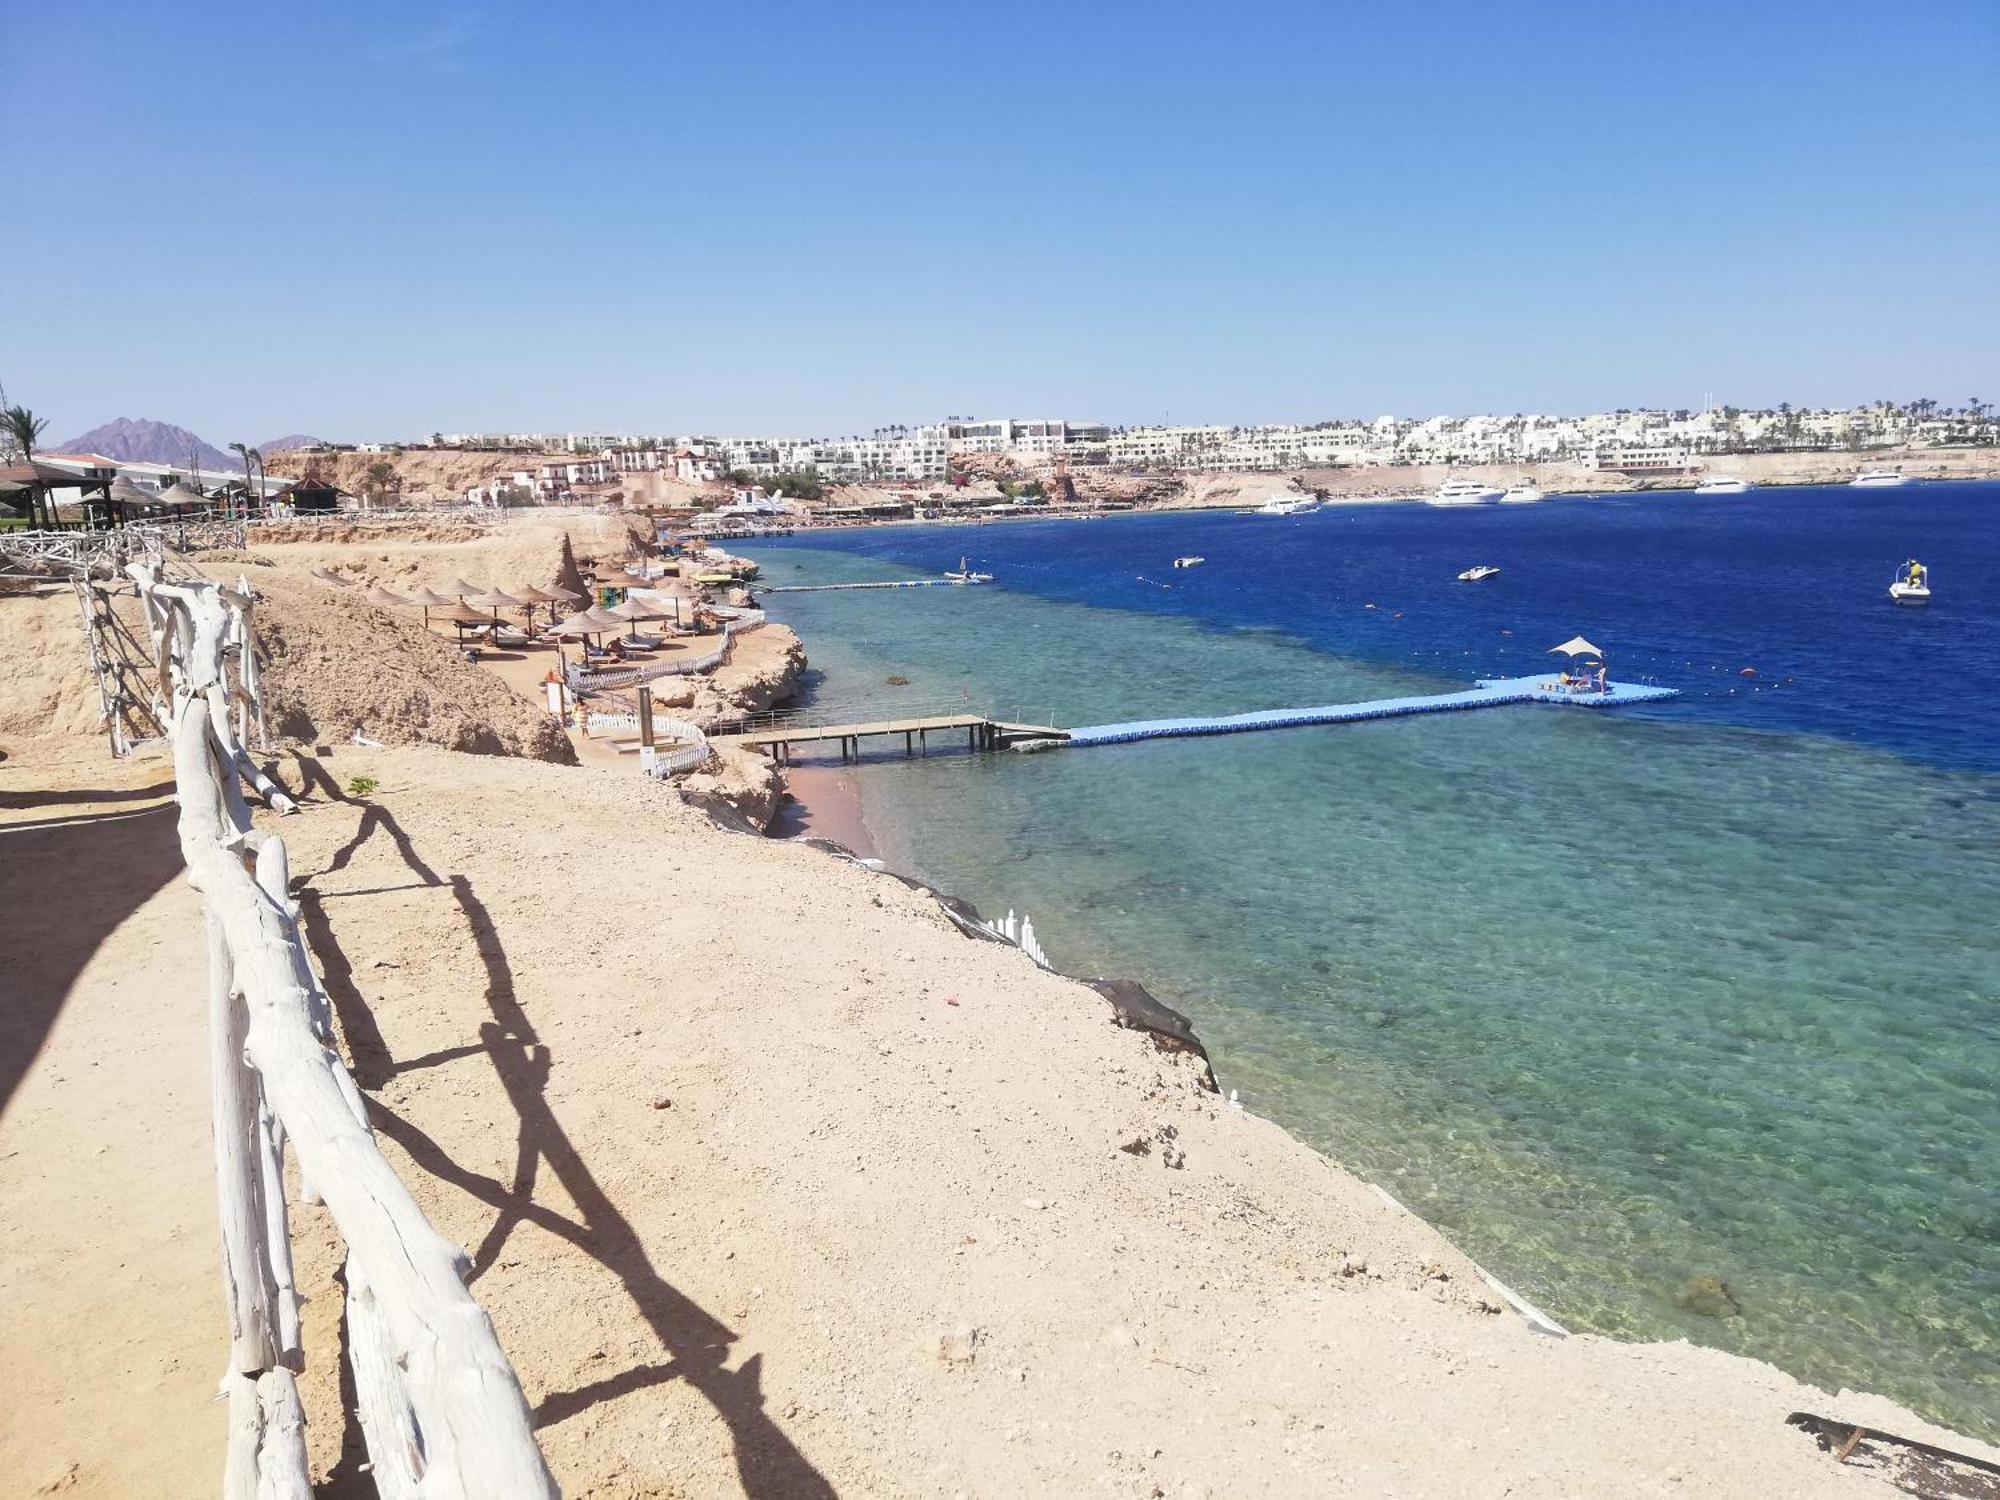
(740, 482, 2000, 1439)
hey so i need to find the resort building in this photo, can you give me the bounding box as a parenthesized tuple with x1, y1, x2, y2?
(1579, 445, 1696, 474)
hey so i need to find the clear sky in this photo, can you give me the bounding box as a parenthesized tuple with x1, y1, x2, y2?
(11, 0, 1997, 443)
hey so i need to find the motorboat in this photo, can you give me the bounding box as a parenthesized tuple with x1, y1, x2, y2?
(943, 556, 993, 583)
(1851, 470, 1911, 488)
(1255, 494, 1320, 515)
(1430, 479, 1502, 506)
(1456, 564, 1501, 582)
(1499, 484, 1545, 504)
(1172, 555, 1206, 569)
(1694, 476, 1750, 494)
(1888, 559, 1931, 605)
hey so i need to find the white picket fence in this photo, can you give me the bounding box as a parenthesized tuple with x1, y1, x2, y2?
(978, 909, 1050, 970)
(581, 710, 714, 776)
(128, 563, 556, 1499)
(567, 610, 767, 693)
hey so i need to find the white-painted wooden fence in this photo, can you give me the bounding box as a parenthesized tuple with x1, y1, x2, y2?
(128, 563, 557, 1499)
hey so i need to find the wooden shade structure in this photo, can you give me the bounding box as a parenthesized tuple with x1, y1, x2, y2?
(0, 460, 116, 529)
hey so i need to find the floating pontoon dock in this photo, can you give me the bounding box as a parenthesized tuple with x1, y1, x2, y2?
(1062, 674, 1677, 748)
(718, 674, 1676, 763)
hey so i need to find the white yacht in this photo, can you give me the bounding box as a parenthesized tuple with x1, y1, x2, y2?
(1172, 555, 1206, 569)
(1499, 484, 1545, 504)
(1852, 470, 1911, 488)
(1888, 559, 1931, 605)
(1695, 476, 1750, 495)
(943, 556, 993, 583)
(1457, 564, 1501, 582)
(1424, 478, 1504, 508)
(1255, 494, 1320, 516)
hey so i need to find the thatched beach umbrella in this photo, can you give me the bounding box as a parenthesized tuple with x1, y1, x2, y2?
(434, 576, 482, 602)
(359, 584, 414, 608)
(546, 605, 625, 639)
(403, 584, 457, 628)
(158, 480, 211, 513)
(433, 599, 497, 646)
(604, 594, 675, 638)
(538, 583, 586, 628)
(467, 586, 527, 625)
(109, 475, 152, 517)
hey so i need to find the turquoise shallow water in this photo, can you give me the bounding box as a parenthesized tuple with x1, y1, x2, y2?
(741, 507, 2000, 1439)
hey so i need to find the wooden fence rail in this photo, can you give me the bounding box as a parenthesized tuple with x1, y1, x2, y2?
(129, 563, 557, 1499)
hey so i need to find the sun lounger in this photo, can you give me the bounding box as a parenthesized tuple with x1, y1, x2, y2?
(492, 627, 535, 649)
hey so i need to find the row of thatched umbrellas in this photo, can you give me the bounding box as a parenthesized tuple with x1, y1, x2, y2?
(311, 567, 684, 644)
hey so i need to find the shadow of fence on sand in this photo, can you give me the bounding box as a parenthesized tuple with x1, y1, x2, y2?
(290, 758, 835, 1500)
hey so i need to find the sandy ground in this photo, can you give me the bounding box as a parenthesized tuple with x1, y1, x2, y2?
(5, 739, 1996, 1498)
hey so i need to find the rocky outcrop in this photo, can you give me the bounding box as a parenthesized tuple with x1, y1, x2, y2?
(252, 574, 577, 763)
(676, 624, 807, 728)
(677, 743, 785, 831)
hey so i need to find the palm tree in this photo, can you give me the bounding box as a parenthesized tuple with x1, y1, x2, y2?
(3, 404, 51, 526)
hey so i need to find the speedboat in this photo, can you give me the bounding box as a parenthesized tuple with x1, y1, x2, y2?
(1888, 559, 1931, 605)
(1852, 470, 1910, 488)
(1456, 564, 1501, 582)
(1430, 479, 1502, 506)
(1255, 494, 1320, 516)
(1695, 476, 1750, 494)
(943, 556, 993, 583)
(1499, 484, 1544, 504)
(1172, 555, 1206, 569)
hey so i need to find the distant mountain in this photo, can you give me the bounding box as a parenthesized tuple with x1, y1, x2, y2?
(55, 417, 238, 475)
(257, 433, 327, 456)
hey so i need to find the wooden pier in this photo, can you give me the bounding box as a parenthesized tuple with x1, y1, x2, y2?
(761, 578, 992, 594)
(714, 713, 1064, 763)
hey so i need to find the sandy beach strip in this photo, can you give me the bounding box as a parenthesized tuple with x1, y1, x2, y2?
(771, 761, 878, 857)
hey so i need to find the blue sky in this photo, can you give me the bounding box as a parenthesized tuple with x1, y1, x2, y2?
(11, 0, 1997, 442)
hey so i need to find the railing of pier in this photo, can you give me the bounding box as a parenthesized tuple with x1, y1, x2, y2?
(710, 696, 1063, 739)
(126, 562, 556, 1499)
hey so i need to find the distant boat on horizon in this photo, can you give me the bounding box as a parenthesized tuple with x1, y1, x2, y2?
(1852, 470, 1912, 488)
(1457, 564, 1501, 582)
(1255, 494, 1320, 516)
(1695, 476, 1751, 494)
(1499, 484, 1545, 504)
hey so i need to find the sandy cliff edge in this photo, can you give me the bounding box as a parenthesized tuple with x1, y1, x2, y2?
(3, 741, 1993, 1499)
